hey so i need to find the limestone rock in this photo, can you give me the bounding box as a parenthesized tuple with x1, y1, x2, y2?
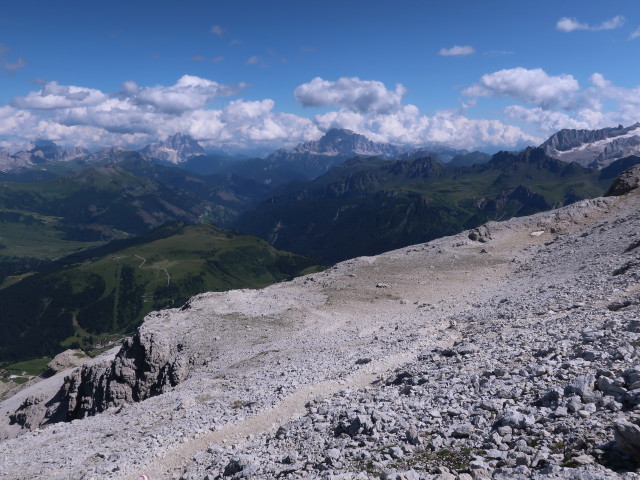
(614, 419, 640, 465)
(46, 349, 89, 374)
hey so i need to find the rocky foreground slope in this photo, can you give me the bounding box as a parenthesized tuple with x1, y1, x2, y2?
(2, 171, 640, 479)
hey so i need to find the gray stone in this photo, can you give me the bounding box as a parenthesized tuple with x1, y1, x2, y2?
(496, 409, 535, 430)
(614, 419, 640, 465)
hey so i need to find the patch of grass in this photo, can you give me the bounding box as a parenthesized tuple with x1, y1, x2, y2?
(399, 447, 476, 473)
(2, 357, 51, 376)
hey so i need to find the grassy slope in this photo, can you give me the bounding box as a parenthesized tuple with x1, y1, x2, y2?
(0, 222, 320, 363)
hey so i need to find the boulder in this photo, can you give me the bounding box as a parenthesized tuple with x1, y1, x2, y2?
(605, 164, 640, 196)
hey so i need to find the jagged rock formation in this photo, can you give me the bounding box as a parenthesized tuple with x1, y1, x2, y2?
(541, 123, 640, 168)
(3, 326, 190, 435)
(139, 133, 206, 164)
(2, 175, 640, 479)
(60, 327, 191, 420)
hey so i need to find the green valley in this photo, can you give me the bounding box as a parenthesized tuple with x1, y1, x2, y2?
(0, 222, 320, 363)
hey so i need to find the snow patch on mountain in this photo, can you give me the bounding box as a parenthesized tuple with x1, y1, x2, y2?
(541, 123, 640, 168)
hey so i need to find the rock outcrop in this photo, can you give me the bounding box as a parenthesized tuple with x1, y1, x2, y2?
(606, 164, 640, 196)
(60, 328, 191, 420)
(46, 349, 89, 375)
(6, 325, 190, 434)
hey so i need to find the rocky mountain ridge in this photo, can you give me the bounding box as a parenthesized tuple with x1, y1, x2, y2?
(279, 129, 403, 159)
(139, 133, 207, 164)
(541, 123, 640, 169)
(0, 139, 89, 172)
(2, 167, 640, 479)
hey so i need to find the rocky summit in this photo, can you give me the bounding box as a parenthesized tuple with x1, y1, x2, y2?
(2, 170, 640, 480)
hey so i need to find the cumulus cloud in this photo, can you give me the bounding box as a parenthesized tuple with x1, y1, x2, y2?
(11, 81, 108, 109)
(494, 69, 640, 135)
(245, 56, 261, 65)
(630, 27, 640, 40)
(312, 104, 535, 149)
(438, 45, 475, 56)
(5, 71, 639, 154)
(556, 15, 625, 32)
(5, 75, 325, 152)
(462, 67, 580, 109)
(295, 77, 407, 115)
(505, 105, 592, 132)
(589, 72, 612, 89)
(123, 75, 244, 113)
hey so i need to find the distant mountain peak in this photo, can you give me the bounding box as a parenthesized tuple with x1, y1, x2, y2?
(541, 122, 640, 168)
(140, 133, 206, 164)
(282, 128, 402, 158)
(33, 139, 60, 150)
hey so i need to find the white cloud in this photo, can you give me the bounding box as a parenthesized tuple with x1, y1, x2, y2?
(556, 15, 625, 32)
(6, 76, 325, 152)
(505, 105, 592, 132)
(462, 67, 580, 109)
(556, 17, 589, 32)
(594, 15, 625, 31)
(5, 71, 639, 154)
(245, 56, 260, 65)
(124, 75, 243, 113)
(312, 102, 535, 150)
(210, 25, 225, 37)
(589, 72, 611, 89)
(295, 77, 407, 115)
(438, 45, 475, 56)
(630, 27, 640, 40)
(11, 81, 108, 109)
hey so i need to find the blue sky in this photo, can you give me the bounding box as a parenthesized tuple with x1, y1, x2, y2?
(0, 0, 639, 153)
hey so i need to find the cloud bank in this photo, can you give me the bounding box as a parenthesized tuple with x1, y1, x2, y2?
(464, 67, 640, 136)
(1, 70, 638, 153)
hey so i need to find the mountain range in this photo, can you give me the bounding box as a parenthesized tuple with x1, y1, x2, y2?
(2, 124, 640, 364)
(236, 147, 615, 262)
(3, 123, 640, 176)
